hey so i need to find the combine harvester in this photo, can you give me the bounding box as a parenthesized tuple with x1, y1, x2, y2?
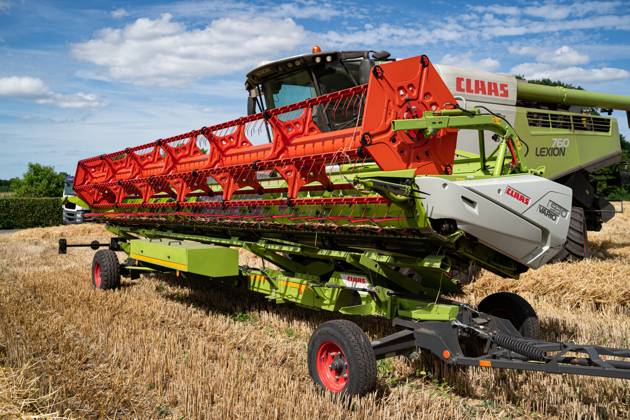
(60, 50, 630, 395)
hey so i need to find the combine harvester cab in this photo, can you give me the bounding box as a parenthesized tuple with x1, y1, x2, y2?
(61, 52, 630, 396)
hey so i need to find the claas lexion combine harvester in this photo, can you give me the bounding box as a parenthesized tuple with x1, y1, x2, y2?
(59, 50, 630, 396)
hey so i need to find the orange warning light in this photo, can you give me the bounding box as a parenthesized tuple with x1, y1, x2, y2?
(312, 45, 321, 53)
(479, 360, 492, 367)
(442, 350, 451, 360)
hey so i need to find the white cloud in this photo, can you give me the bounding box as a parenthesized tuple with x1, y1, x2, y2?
(463, 2, 630, 41)
(523, 3, 572, 20)
(471, 13, 630, 39)
(267, 2, 341, 20)
(111, 8, 129, 19)
(510, 45, 589, 65)
(472, 1, 622, 20)
(72, 13, 307, 86)
(36, 92, 104, 108)
(0, 76, 104, 108)
(320, 22, 461, 49)
(508, 44, 629, 83)
(69, 3, 630, 89)
(0, 76, 48, 97)
(440, 53, 501, 72)
(511, 62, 630, 83)
(314, 2, 630, 51)
(524, 1, 620, 20)
(145, 0, 342, 21)
(470, 5, 520, 16)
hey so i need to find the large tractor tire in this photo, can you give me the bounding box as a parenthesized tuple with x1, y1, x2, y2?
(478, 291, 540, 339)
(91, 249, 121, 290)
(552, 206, 589, 262)
(308, 320, 376, 396)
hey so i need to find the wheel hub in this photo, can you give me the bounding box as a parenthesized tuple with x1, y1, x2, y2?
(316, 341, 349, 392)
(330, 354, 347, 374)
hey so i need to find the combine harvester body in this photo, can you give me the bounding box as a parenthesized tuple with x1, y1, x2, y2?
(436, 64, 628, 260)
(61, 51, 630, 395)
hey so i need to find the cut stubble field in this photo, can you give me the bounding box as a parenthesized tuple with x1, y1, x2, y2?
(0, 205, 629, 419)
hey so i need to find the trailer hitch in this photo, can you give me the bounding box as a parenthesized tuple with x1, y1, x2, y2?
(58, 237, 125, 254)
(371, 310, 630, 380)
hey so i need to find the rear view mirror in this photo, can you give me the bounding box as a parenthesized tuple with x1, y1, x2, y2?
(247, 97, 257, 115)
(359, 58, 372, 84)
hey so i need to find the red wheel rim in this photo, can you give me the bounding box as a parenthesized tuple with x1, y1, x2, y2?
(93, 262, 102, 288)
(316, 341, 348, 393)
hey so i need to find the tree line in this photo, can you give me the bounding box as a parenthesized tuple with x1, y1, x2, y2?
(0, 163, 68, 197)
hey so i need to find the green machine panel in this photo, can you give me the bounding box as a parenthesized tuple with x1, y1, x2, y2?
(514, 107, 621, 179)
(129, 239, 239, 277)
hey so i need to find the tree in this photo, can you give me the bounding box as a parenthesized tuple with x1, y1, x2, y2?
(0, 178, 18, 193)
(591, 134, 630, 200)
(523, 77, 584, 91)
(11, 163, 68, 197)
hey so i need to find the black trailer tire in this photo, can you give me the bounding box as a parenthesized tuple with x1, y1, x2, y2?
(478, 292, 539, 339)
(552, 206, 589, 262)
(91, 249, 121, 290)
(308, 320, 376, 396)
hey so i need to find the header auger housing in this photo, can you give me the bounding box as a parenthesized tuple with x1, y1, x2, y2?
(62, 52, 630, 396)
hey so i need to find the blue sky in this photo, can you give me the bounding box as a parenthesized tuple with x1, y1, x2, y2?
(1, 0, 629, 178)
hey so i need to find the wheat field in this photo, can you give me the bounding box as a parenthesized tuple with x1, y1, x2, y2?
(0, 205, 628, 419)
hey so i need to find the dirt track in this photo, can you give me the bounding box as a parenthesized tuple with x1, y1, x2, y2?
(0, 207, 629, 419)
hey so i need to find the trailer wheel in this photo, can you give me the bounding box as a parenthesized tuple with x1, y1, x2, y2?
(308, 320, 376, 396)
(478, 292, 539, 339)
(91, 250, 121, 290)
(552, 206, 589, 262)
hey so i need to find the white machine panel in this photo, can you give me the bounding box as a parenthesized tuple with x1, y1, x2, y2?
(416, 175, 572, 269)
(435, 64, 518, 157)
(434, 64, 517, 107)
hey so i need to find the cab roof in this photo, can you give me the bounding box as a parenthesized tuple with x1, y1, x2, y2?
(245, 50, 374, 88)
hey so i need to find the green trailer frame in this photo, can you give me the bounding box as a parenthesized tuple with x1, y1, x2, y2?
(109, 225, 461, 322)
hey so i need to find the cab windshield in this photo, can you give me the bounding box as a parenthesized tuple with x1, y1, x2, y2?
(315, 61, 361, 95)
(63, 178, 75, 196)
(260, 60, 364, 129)
(263, 69, 316, 109)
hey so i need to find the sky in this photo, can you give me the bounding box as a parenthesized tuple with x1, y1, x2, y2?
(1, 0, 629, 178)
